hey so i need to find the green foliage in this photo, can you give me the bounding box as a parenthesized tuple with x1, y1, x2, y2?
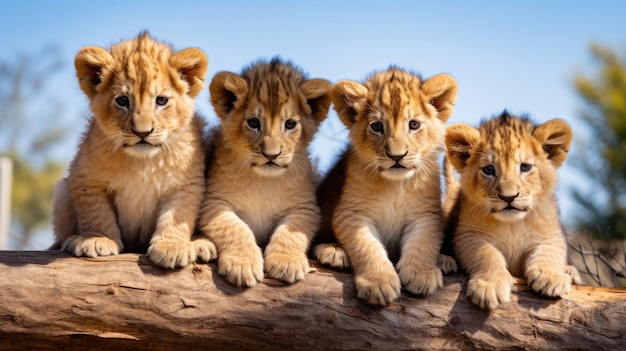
(0, 47, 68, 248)
(8, 150, 65, 239)
(573, 43, 626, 239)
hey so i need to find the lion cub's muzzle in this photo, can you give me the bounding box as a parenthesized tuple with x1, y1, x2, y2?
(251, 136, 289, 176)
(261, 136, 283, 162)
(386, 150, 408, 168)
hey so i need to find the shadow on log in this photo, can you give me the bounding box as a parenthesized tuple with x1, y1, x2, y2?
(0, 251, 624, 350)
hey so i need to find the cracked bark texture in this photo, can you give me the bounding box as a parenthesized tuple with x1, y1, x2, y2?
(0, 251, 624, 350)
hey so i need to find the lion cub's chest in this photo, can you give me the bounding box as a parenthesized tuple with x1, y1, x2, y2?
(109, 158, 180, 248)
(220, 174, 311, 244)
(343, 180, 420, 253)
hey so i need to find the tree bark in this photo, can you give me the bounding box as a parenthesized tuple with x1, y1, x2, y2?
(0, 251, 624, 351)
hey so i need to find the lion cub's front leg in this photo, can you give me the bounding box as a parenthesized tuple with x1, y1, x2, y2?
(218, 240, 264, 288)
(60, 183, 124, 257)
(264, 234, 310, 284)
(264, 212, 317, 283)
(147, 185, 207, 269)
(524, 240, 573, 298)
(338, 224, 401, 306)
(396, 221, 444, 296)
(459, 239, 514, 311)
(200, 206, 264, 288)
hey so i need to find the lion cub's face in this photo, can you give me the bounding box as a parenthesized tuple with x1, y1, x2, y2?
(210, 58, 331, 177)
(74, 32, 208, 158)
(446, 112, 572, 222)
(331, 68, 457, 181)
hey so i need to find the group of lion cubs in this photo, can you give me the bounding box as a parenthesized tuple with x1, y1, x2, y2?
(50, 32, 581, 311)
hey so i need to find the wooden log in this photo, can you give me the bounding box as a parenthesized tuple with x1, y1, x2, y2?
(0, 251, 624, 350)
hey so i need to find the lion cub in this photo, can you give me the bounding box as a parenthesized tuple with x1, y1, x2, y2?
(313, 67, 458, 305)
(445, 111, 581, 310)
(198, 58, 331, 287)
(50, 33, 214, 268)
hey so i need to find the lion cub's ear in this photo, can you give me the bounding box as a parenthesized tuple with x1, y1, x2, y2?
(209, 72, 249, 121)
(445, 123, 480, 171)
(300, 79, 332, 124)
(421, 74, 458, 122)
(74, 46, 114, 99)
(330, 80, 369, 128)
(533, 118, 572, 168)
(169, 48, 208, 99)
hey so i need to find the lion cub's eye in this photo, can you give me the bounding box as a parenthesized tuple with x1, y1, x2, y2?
(370, 121, 384, 134)
(520, 163, 532, 173)
(482, 165, 496, 176)
(115, 96, 130, 108)
(156, 96, 169, 106)
(409, 120, 421, 130)
(285, 119, 297, 130)
(247, 117, 261, 130)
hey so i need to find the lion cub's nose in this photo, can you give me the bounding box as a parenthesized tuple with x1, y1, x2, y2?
(386, 151, 408, 161)
(262, 150, 281, 160)
(498, 193, 519, 203)
(261, 136, 281, 160)
(132, 128, 154, 138)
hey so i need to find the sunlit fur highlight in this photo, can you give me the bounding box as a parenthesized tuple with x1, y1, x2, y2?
(444, 111, 581, 310)
(198, 58, 331, 287)
(313, 67, 458, 305)
(50, 32, 214, 269)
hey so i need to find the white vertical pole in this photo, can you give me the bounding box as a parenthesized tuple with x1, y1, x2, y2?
(0, 157, 12, 250)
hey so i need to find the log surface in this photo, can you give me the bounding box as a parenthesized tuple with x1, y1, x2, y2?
(0, 251, 624, 350)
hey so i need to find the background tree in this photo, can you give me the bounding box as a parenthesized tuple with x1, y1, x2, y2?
(0, 46, 69, 249)
(572, 43, 626, 240)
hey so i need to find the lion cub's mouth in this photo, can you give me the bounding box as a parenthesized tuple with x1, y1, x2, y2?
(252, 160, 287, 169)
(499, 205, 527, 212)
(251, 160, 289, 177)
(123, 140, 155, 147)
(126, 140, 159, 148)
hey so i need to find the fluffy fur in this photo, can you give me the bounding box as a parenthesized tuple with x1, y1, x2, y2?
(444, 111, 581, 310)
(50, 32, 215, 268)
(198, 58, 331, 287)
(313, 67, 457, 305)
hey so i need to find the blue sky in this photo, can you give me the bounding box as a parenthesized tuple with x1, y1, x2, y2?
(1, 1, 625, 248)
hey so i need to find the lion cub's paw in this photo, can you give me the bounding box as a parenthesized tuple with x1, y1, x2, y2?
(565, 264, 582, 285)
(264, 251, 309, 284)
(218, 247, 264, 288)
(437, 254, 458, 274)
(147, 239, 195, 269)
(526, 266, 572, 297)
(467, 271, 513, 311)
(62, 235, 122, 258)
(313, 243, 351, 269)
(192, 237, 217, 263)
(354, 261, 401, 306)
(398, 266, 443, 296)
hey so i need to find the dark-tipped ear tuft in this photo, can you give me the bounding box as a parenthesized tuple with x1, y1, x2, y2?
(209, 72, 248, 121)
(533, 118, 573, 168)
(445, 123, 480, 171)
(169, 48, 208, 98)
(74, 46, 113, 99)
(421, 74, 458, 122)
(330, 80, 368, 128)
(300, 78, 332, 124)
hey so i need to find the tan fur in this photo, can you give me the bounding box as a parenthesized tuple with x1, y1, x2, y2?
(444, 111, 581, 310)
(50, 32, 215, 269)
(198, 58, 331, 287)
(314, 67, 457, 305)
